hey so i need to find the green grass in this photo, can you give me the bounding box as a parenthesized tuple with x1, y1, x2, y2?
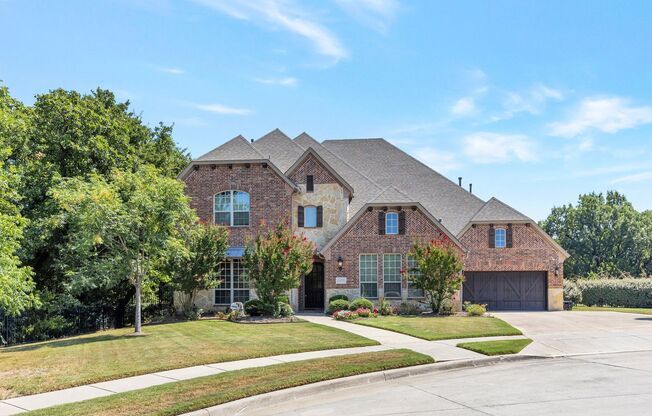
(573, 305, 652, 315)
(457, 338, 532, 356)
(0, 320, 377, 398)
(352, 316, 522, 341)
(25, 349, 432, 416)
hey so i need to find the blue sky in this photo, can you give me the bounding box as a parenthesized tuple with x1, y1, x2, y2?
(2, 0, 652, 220)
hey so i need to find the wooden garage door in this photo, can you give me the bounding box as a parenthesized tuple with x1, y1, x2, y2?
(463, 271, 547, 311)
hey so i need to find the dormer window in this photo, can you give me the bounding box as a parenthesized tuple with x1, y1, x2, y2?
(495, 227, 506, 248)
(385, 212, 399, 235)
(306, 175, 314, 192)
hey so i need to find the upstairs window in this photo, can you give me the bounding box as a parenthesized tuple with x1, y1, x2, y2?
(304, 206, 317, 227)
(306, 175, 314, 192)
(495, 228, 506, 248)
(214, 190, 250, 227)
(385, 212, 399, 235)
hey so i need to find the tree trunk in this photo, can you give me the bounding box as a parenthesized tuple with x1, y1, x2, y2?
(134, 273, 142, 334)
(114, 285, 135, 328)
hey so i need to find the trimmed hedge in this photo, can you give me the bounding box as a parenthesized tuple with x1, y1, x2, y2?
(349, 298, 374, 311)
(576, 278, 652, 307)
(328, 294, 349, 303)
(327, 299, 350, 314)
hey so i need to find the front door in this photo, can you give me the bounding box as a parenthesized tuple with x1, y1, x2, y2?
(304, 263, 324, 309)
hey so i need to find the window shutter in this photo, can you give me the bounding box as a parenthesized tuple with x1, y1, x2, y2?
(378, 211, 386, 235)
(316, 205, 323, 227)
(298, 206, 304, 227)
(488, 225, 495, 248)
(306, 175, 314, 192)
(506, 224, 513, 248)
(398, 211, 406, 235)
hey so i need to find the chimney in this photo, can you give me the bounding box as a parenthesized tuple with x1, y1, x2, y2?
(250, 138, 254, 143)
(458, 177, 462, 186)
(469, 183, 473, 194)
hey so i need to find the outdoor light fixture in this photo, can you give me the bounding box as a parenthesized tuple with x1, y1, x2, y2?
(554, 265, 560, 276)
(337, 256, 344, 271)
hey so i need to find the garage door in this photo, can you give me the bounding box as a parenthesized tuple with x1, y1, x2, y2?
(463, 271, 547, 311)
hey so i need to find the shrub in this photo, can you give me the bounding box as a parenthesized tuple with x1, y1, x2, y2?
(349, 297, 374, 311)
(355, 308, 374, 318)
(327, 299, 350, 314)
(332, 310, 358, 320)
(278, 302, 294, 317)
(397, 302, 420, 316)
(277, 295, 290, 304)
(563, 281, 583, 304)
(577, 278, 652, 307)
(244, 299, 266, 317)
(328, 294, 349, 303)
(378, 297, 393, 315)
(465, 303, 487, 316)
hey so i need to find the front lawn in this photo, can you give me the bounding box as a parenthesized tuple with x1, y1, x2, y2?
(0, 320, 377, 398)
(457, 338, 532, 356)
(26, 349, 432, 416)
(573, 305, 652, 315)
(352, 316, 522, 341)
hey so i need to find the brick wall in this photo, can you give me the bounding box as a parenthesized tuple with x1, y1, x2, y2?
(287, 153, 339, 185)
(183, 163, 294, 246)
(323, 207, 455, 294)
(460, 223, 564, 288)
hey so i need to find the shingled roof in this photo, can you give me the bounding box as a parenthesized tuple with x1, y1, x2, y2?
(470, 197, 531, 222)
(251, 129, 306, 172)
(197, 135, 264, 161)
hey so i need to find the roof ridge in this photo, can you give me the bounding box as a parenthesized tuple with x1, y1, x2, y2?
(371, 185, 413, 202)
(239, 135, 265, 158)
(315, 140, 383, 190)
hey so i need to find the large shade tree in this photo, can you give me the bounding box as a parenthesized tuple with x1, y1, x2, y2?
(541, 191, 652, 278)
(50, 167, 195, 333)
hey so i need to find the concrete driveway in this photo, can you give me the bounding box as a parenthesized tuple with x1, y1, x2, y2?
(494, 311, 652, 356)
(247, 350, 652, 416)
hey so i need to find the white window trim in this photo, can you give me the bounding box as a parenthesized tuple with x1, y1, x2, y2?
(303, 205, 317, 228)
(214, 190, 250, 227)
(359, 253, 378, 299)
(214, 260, 250, 305)
(383, 253, 402, 299)
(495, 227, 507, 249)
(385, 212, 399, 235)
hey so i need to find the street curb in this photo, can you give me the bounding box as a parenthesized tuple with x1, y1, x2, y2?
(181, 354, 550, 416)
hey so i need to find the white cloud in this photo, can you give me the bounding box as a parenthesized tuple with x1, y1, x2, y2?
(157, 67, 185, 75)
(193, 103, 251, 115)
(549, 97, 652, 138)
(451, 97, 475, 116)
(610, 170, 652, 184)
(463, 132, 538, 164)
(334, 0, 399, 33)
(413, 148, 461, 173)
(193, 0, 347, 61)
(255, 76, 298, 87)
(495, 83, 564, 121)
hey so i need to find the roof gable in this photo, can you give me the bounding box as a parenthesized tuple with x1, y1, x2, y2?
(251, 129, 306, 172)
(197, 135, 264, 161)
(471, 197, 531, 222)
(285, 147, 355, 195)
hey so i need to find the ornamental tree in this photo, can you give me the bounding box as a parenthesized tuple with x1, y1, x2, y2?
(406, 241, 464, 314)
(243, 221, 314, 315)
(168, 223, 229, 317)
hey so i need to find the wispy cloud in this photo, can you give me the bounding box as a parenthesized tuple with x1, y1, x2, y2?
(610, 170, 652, 184)
(451, 97, 476, 116)
(193, 103, 251, 115)
(334, 0, 399, 33)
(413, 147, 461, 173)
(463, 132, 538, 163)
(549, 97, 652, 138)
(492, 83, 564, 121)
(255, 76, 298, 87)
(157, 67, 185, 75)
(192, 0, 347, 61)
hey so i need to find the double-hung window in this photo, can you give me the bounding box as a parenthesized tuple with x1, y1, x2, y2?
(359, 254, 378, 298)
(407, 255, 424, 298)
(214, 190, 250, 227)
(383, 254, 402, 298)
(215, 260, 250, 304)
(495, 228, 506, 248)
(385, 212, 399, 235)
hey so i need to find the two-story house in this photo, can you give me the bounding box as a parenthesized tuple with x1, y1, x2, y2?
(178, 129, 568, 313)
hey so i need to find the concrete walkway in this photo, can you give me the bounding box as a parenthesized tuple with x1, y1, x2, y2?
(0, 316, 525, 415)
(299, 315, 524, 361)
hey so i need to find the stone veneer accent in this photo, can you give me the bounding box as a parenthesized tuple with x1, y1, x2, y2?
(460, 223, 565, 310)
(183, 163, 294, 246)
(322, 207, 460, 308)
(292, 183, 348, 250)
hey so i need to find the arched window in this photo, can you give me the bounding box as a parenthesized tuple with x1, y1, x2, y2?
(385, 212, 399, 235)
(214, 190, 250, 227)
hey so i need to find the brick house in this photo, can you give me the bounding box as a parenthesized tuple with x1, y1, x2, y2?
(178, 129, 568, 312)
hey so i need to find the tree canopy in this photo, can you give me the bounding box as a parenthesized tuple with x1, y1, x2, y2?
(540, 191, 652, 278)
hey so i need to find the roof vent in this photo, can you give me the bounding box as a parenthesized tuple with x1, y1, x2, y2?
(250, 138, 254, 143)
(458, 177, 462, 186)
(469, 183, 473, 194)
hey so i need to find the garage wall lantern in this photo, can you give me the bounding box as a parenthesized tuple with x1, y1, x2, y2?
(337, 256, 344, 271)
